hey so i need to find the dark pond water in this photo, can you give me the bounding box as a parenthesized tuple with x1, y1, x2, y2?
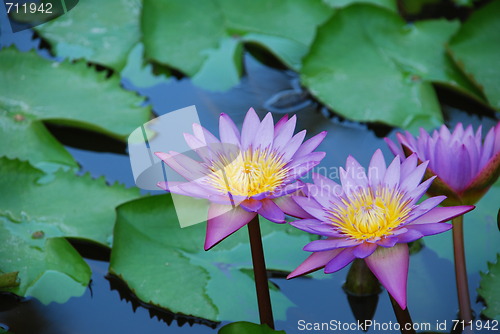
(1, 11, 499, 334)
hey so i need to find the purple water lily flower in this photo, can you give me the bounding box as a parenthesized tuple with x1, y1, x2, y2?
(385, 122, 500, 205)
(287, 150, 474, 309)
(155, 108, 326, 250)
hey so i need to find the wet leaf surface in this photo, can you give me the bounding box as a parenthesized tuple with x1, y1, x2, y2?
(0, 47, 151, 143)
(141, 0, 332, 90)
(449, 0, 500, 110)
(35, 0, 142, 71)
(109, 194, 316, 322)
(478, 254, 500, 320)
(0, 158, 141, 246)
(300, 4, 482, 130)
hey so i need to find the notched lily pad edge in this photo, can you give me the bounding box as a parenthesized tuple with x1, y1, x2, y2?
(106, 272, 219, 329)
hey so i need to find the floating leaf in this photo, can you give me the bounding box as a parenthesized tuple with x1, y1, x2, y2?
(449, 0, 500, 110)
(218, 322, 286, 334)
(0, 272, 19, 289)
(0, 47, 151, 167)
(478, 254, 500, 320)
(35, 0, 142, 71)
(0, 215, 91, 304)
(300, 4, 482, 130)
(0, 158, 141, 246)
(121, 43, 170, 88)
(0, 47, 150, 138)
(109, 194, 315, 322)
(141, 0, 332, 90)
(0, 112, 77, 170)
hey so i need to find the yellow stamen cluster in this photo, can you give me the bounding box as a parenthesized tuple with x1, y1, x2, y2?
(206, 148, 289, 197)
(328, 186, 412, 240)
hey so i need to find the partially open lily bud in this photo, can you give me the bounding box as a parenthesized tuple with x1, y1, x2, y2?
(385, 122, 500, 206)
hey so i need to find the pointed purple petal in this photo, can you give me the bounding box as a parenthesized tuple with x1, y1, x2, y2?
(290, 219, 341, 237)
(368, 149, 387, 187)
(384, 156, 401, 188)
(205, 204, 256, 250)
(273, 115, 297, 153)
(157, 181, 190, 196)
(384, 137, 404, 157)
(406, 223, 452, 236)
(287, 249, 342, 279)
(479, 126, 495, 169)
(304, 238, 360, 252)
(409, 206, 474, 225)
(253, 112, 274, 150)
(293, 196, 328, 221)
(324, 248, 356, 273)
(281, 130, 307, 161)
(285, 160, 322, 182)
(273, 195, 313, 219)
(396, 229, 424, 243)
(375, 236, 399, 247)
(365, 243, 409, 309)
(313, 173, 343, 196)
(409, 196, 446, 220)
(400, 160, 428, 192)
(353, 242, 377, 258)
(346, 156, 368, 187)
(156, 152, 205, 181)
(193, 123, 220, 145)
(274, 114, 289, 134)
(257, 198, 285, 223)
(240, 198, 262, 212)
(405, 176, 436, 204)
(293, 131, 327, 159)
(241, 108, 260, 150)
(400, 154, 418, 181)
(219, 113, 241, 146)
(269, 182, 304, 199)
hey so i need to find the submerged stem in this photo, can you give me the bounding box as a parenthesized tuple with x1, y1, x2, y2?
(247, 216, 275, 329)
(389, 294, 416, 334)
(452, 215, 473, 324)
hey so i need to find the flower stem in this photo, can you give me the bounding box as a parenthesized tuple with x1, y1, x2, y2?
(452, 215, 473, 324)
(247, 215, 275, 329)
(389, 294, 416, 334)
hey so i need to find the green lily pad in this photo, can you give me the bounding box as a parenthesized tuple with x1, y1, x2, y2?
(0, 158, 141, 246)
(424, 180, 500, 275)
(121, 43, 170, 88)
(478, 254, 500, 320)
(300, 4, 483, 130)
(0, 215, 91, 304)
(35, 0, 142, 71)
(449, 0, 500, 110)
(0, 47, 151, 144)
(0, 272, 19, 289)
(141, 0, 332, 90)
(219, 322, 286, 334)
(0, 112, 77, 170)
(109, 194, 316, 322)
